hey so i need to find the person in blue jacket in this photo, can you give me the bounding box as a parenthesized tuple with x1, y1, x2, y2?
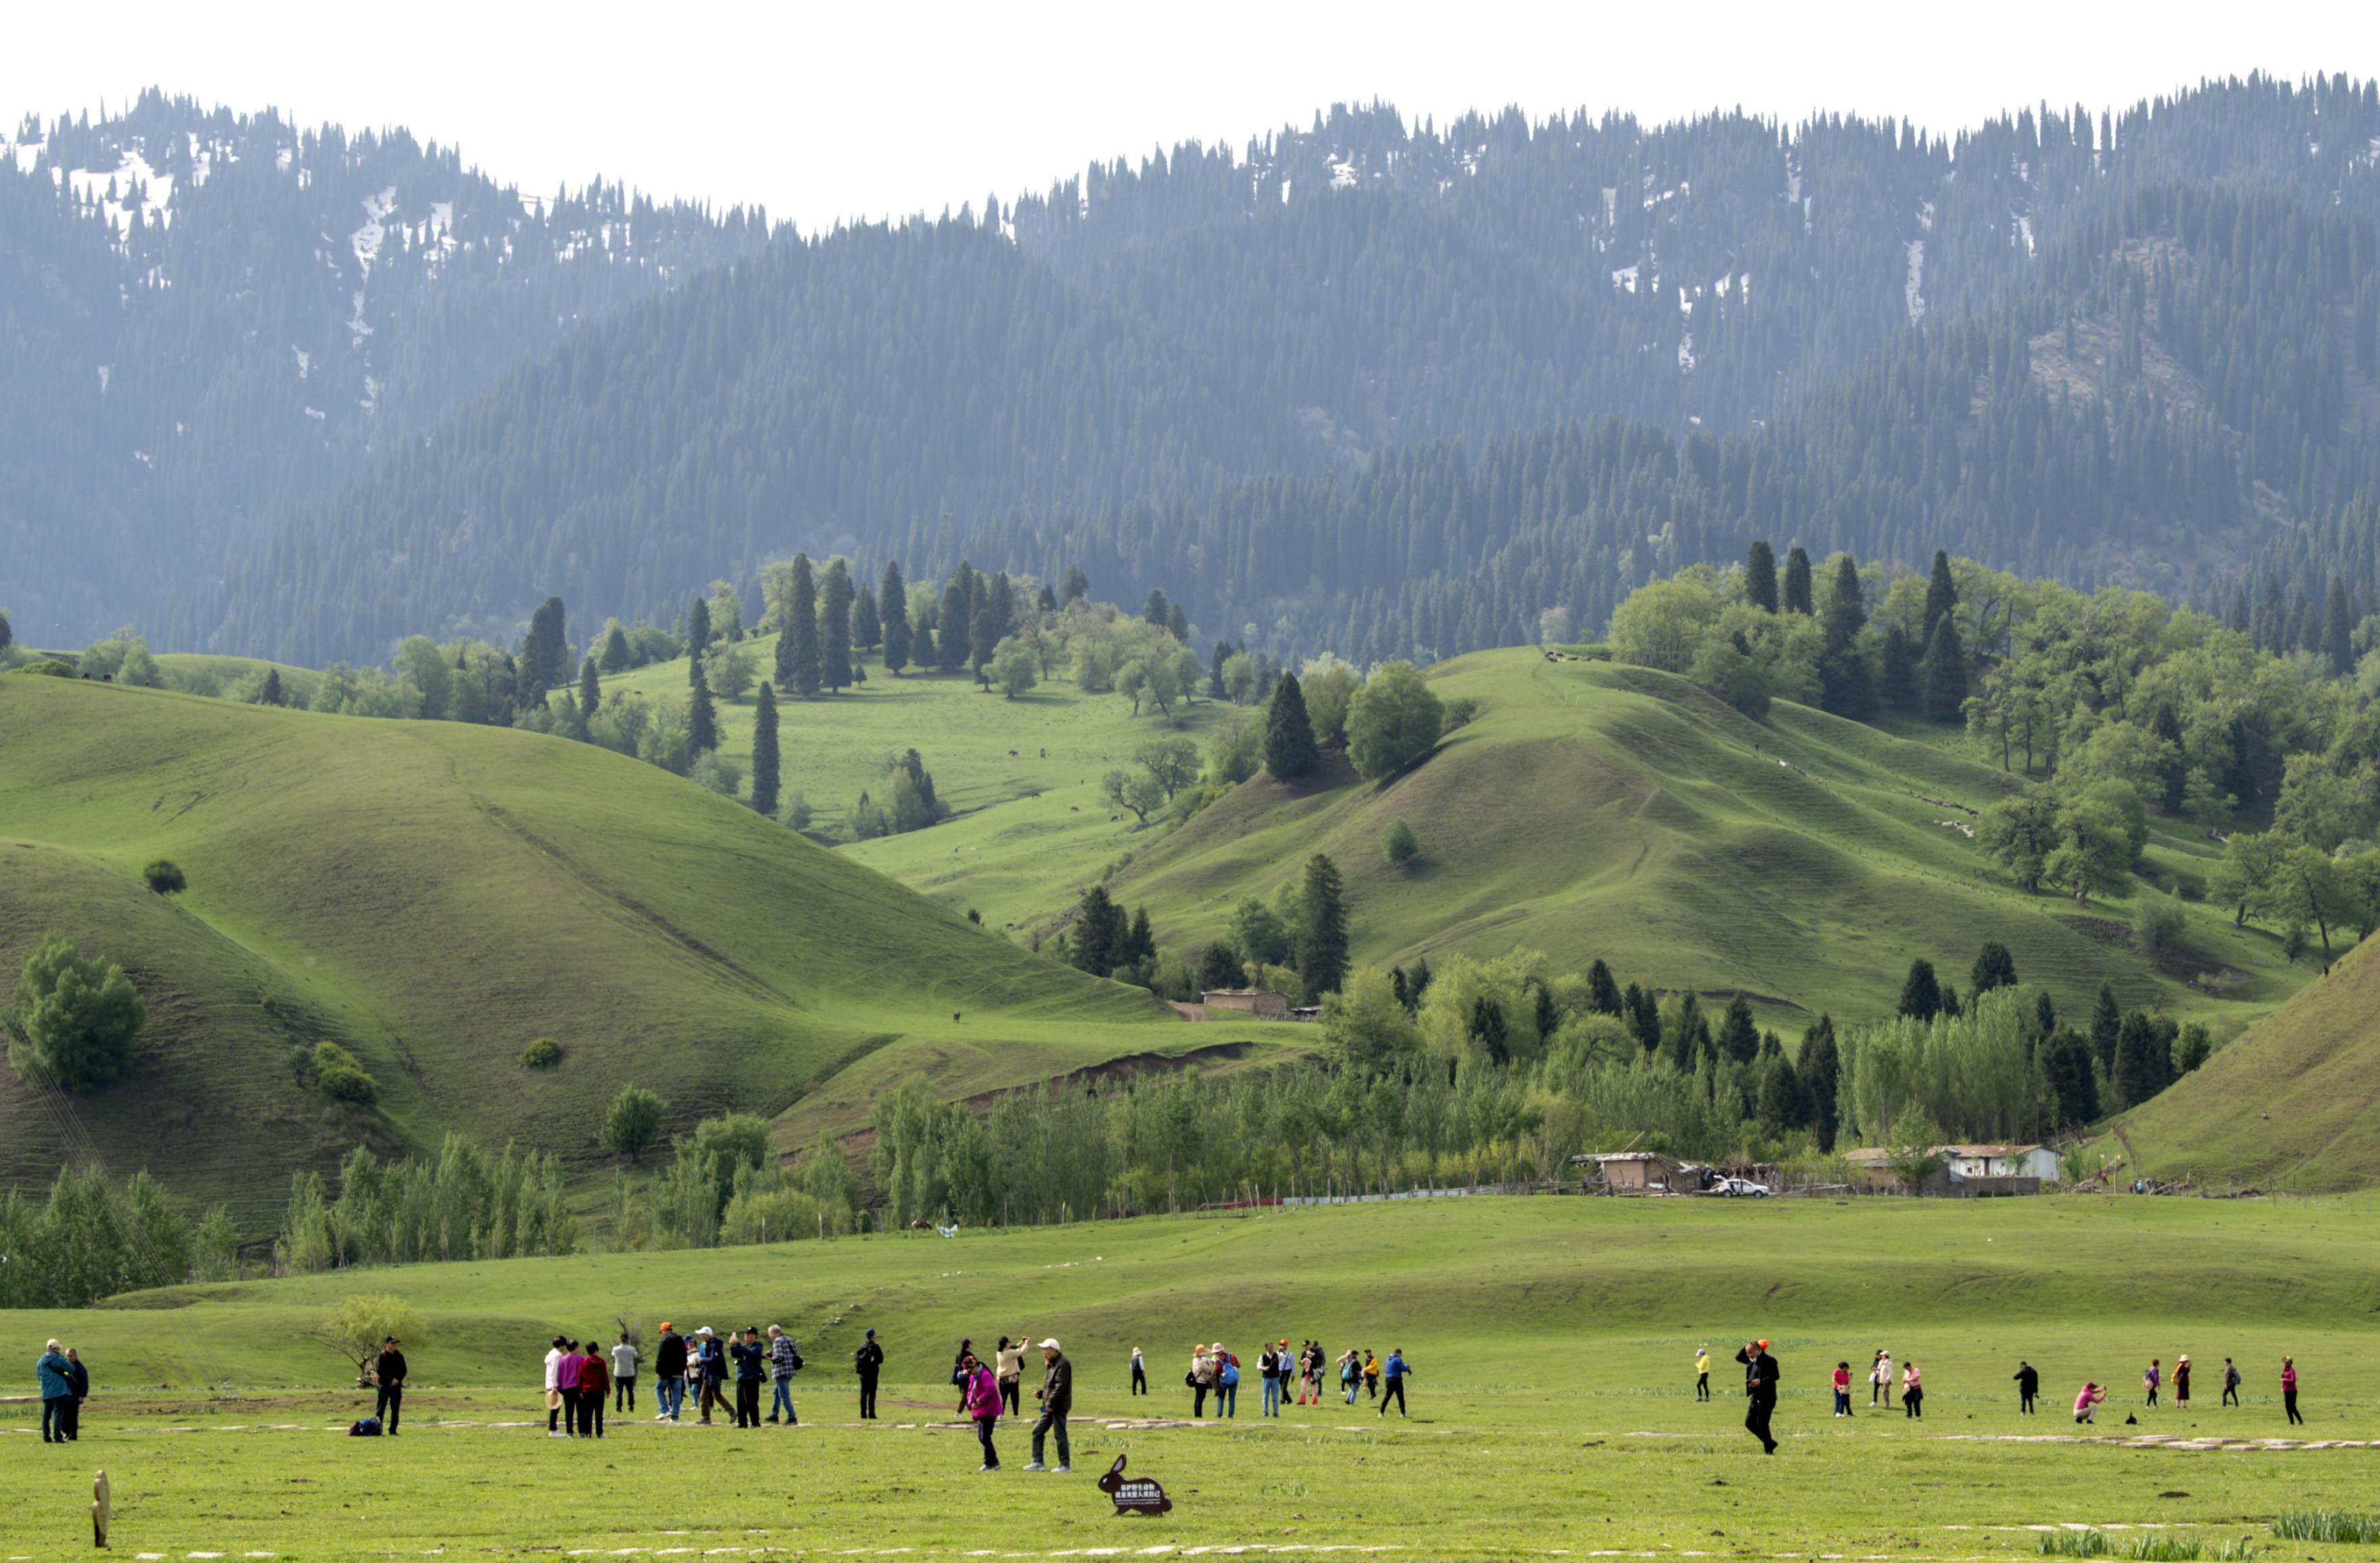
(36, 1339, 74, 1443)
(1379, 1348, 1413, 1418)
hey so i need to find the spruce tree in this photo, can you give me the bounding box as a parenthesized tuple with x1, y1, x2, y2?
(1469, 995, 1509, 1064)
(751, 681, 780, 818)
(880, 561, 911, 674)
(1716, 995, 1760, 1063)
(1061, 564, 1088, 605)
(1921, 549, 1957, 645)
(1797, 1016, 1841, 1150)
(821, 559, 854, 693)
(1971, 941, 2017, 994)
(601, 622, 631, 672)
(2112, 1010, 2164, 1108)
(1297, 852, 1348, 996)
(1038, 582, 1059, 613)
(259, 668, 283, 706)
(1879, 623, 1916, 708)
(1756, 1053, 1806, 1129)
(2041, 1026, 2099, 1125)
(1782, 545, 1814, 614)
(1819, 553, 1874, 718)
(1586, 958, 1623, 1015)
(1920, 615, 1967, 722)
(1263, 672, 1321, 779)
(1072, 885, 1126, 976)
(853, 583, 881, 651)
(1746, 540, 1779, 612)
(2034, 988, 2058, 1039)
(939, 570, 971, 672)
(1625, 983, 1661, 1053)
(2323, 574, 2354, 676)
(2090, 984, 2123, 1070)
(1897, 958, 1942, 1020)
(687, 656, 719, 755)
(1124, 906, 1156, 967)
(780, 555, 820, 697)
(1143, 589, 1169, 628)
(688, 597, 713, 659)
(578, 655, 601, 716)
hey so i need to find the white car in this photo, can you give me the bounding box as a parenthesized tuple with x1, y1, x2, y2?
(1716, 1177, 1772, 1197)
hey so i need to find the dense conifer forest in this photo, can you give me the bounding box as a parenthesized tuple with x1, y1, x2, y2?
(7, 76, 2380, 670)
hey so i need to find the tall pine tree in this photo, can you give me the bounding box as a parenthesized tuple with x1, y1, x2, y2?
(578, 655, 601, 716)
(821, 558, 855, 693)
(939, 568, 972, 672)
(853, 582, 881, 651)
(880, 561, 911, 674)
(779, 554, 820, 698)
(2323, 574, 2353, 676)
(1920, 615, 1967, 722)
(1297, 852, 1348, 996)
(1746, 540, 1779, 612)
(1782, 545, 1814, 615)
(1921, 549, 1957, 645)
(687, 655, 719, 755)
(1264, 671, 1321, 779)
(1072, 885, 1126, 976)
(1798, 1016, 1841, 1151)
(751, 681, 780, 818)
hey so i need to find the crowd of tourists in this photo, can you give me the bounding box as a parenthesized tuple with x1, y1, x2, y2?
(1709, 1340, 2308, 1453)
(1172, 1340, 1413, 1418)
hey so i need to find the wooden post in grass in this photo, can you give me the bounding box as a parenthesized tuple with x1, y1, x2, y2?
(93, 1468, 109, 1548)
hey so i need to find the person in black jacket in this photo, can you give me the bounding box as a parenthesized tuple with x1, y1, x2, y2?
(2012, 1360, 2040, 1414)
(63, 1347, 91, 1441)
(653, 1324, 689, 1423)
(730, 1327, 765, 1429)
(1735, 1339, 1779, 1454)
(1024, 1339, 1072, 1472)
(376, 1336, 408, 1434)
(855, 1328, 884, 1419)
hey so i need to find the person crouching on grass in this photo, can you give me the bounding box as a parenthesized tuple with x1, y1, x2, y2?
(2073, 1382, 2106, 1424)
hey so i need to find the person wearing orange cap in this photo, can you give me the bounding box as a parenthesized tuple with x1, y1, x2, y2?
(1734, 1338, 1780, 1454)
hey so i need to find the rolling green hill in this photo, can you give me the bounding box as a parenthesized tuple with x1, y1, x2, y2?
(1107, 650, 2307, 1030)
(2119, 932, 2380, 1192)
(0, 677, 1277, 1224)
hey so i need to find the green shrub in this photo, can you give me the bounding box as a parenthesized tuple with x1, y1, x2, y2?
(520, 1037, 563, 1070)
(1382, 818, 1420, 866)
(143, 859, 187, 895)
(4, 931, 146, 1091)
(1442, 695, 1482, 728)
(13, 658, 77, 678)
(312, 1041, 378, 1106)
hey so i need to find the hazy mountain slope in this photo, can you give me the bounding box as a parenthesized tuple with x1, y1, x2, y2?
(0, 677, 1257, 1220)
(0, 91, 770, 646)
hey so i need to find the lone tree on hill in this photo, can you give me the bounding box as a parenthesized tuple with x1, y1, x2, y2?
(142, 860, 186, 895)
(259, 668, 284, 706)
(1297, 852, 1348, 996)
(1346, 662, 1444, 780)
(1746, 540, 1779, 613)
(1781, 545, 1814, 615)
(1896, 958, 1942, 1022)
(751, 683, 781, 818)
(578, 655, 601, 716)
(4, 931, 147, 1092)
(602, 1085, 666, 1162)
(1264, 672, 1321, 780)
(879, 561, 911, 674)
(779, 555, 820, 697)
(1381, 817, 1419, 866)
(821, 558, 855, 693)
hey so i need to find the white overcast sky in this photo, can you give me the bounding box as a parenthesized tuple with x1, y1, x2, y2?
(2, 1, 2369, 232)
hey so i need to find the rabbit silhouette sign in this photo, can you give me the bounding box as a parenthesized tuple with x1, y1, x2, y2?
(1098, 1452, 1173, 1516)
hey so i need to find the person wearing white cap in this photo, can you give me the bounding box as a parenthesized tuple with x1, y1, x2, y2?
(1023, 1338, 1072, 1472)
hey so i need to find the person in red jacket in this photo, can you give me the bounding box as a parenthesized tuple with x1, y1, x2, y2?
(576, 1339, 609, 1438)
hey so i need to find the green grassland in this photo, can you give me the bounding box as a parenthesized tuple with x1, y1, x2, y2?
(2120, 930, 2380, 1191)
(609, 644, 2303, 1039)
(0, 678, 1280, 1223)
(5, 1195, 2378, 1557)
(1108, 651, 2301, 1031)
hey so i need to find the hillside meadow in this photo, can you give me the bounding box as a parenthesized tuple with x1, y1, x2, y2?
(0, 676, 1280, 1222)
(3, 1195, 2377, 1557)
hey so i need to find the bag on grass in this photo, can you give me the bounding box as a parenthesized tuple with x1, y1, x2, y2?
(349, 1416, 382, 1436)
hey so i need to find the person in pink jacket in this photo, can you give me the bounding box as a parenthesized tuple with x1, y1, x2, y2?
(2281, 1358, 2301, 1426)
(2074, 1382, 2107, 1424)
(959, 1350, 1003, 1470)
